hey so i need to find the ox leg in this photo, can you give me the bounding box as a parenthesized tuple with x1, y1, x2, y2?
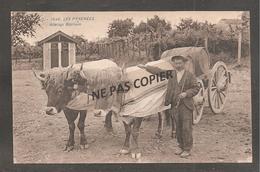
(156, 112, 164, 138)
(64, 108, 78, 152)
(131, 117, 143, 159)
(104, 110, 113, 133)
(165, 109, 171, 126)
(78, 110, 88, 149)
(119, 120, 133, 154)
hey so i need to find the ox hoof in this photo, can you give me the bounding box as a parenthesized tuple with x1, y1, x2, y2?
(171, 132, 176, 139)
(64, 145, 74, 152)
(156, 134, 162, 139)
(119, 149, 130, 154)
(88, 138, 96, 144)
(152, 132, 162, 139)
(104, 128, 117, 136)
(104, 127, 114, 133)
(80, 144, 89, 150)
(131, 152, 142, 160)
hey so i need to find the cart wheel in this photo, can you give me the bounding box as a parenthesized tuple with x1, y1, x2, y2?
(193, 79, 205, 124)
(208, 61, 229, 114)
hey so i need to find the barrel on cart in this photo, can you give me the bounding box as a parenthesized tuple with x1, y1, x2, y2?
(161, 47, 231, 124)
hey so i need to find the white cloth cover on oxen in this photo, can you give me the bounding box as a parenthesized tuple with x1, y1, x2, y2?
(119, 60, 172, 118)
(66, 59, 173, 118)
(66, 59, 123, 112)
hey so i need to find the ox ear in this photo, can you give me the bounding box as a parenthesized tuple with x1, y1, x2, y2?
(33, 69, 45, 81)
(32, 69, 47, 89)
(120, 63, 126, 79)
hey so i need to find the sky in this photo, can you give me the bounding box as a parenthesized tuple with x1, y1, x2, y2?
(19, 11, 244, 45)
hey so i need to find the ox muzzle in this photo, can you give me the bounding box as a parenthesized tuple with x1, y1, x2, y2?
(45, 107, 58, 115)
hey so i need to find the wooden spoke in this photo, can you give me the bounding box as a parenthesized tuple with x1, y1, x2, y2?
(200, 90, 204, 96)
(211, 86, 217, 91)
(216, 93, 220, 109)
(218, 92, 224, 105)
(194, 106, 199, 117)
(220, 90, 226, 97)
(213, 73, 217, 86)
(212, 89, 217, 100)
(214, 92, 218, 109)
(218, 66, 225, 77)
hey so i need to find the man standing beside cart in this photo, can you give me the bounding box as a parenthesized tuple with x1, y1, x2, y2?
(138, 55, 200, 158)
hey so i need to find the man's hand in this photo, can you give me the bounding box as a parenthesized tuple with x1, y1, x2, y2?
(137, 64, 146, 69)
(178, 92, 187, 99)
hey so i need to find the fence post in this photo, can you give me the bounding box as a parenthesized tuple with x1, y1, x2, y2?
(145, 34, 148, 57)
(118, 41, 121, 58)
(127, 39, 129, 57)
(138, 40, 141, 58)
(204, 36, 208, 51)
(132, 39, 135, 59)
(122, 40, 125, 56)
(237, 31, 242, 65)
(109, 42, 113, 58)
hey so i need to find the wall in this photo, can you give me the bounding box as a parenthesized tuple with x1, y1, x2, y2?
(43, 43, 51, 70)
(69, 42, 76, 65)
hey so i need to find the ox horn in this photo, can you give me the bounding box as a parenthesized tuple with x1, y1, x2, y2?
(80, 63, 84, 70)
(32, 69, 45, 82)
(65, 64, 74, 80)
(79, 63, 88, 80)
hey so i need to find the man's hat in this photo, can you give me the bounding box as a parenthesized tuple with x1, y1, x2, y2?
(171, 55, 189, 62)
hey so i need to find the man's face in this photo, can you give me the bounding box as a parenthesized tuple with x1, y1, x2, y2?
(173, 59, 185, 71)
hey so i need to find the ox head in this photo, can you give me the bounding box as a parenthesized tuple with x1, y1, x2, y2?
(33, 66, 80, 115)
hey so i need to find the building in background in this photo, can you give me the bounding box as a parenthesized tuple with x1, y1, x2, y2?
(38, 31, 77, 70)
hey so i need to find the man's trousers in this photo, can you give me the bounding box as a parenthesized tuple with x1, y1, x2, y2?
(172, 103, 193, 151)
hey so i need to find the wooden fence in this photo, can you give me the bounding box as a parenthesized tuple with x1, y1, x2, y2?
(96, 33, 163, 60)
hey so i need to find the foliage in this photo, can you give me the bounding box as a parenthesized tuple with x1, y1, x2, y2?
(97, 15, 250, 63)
(12, 42, 42, 61)
(72, 35, 88, 55)
(133, 15, 172, 36)
(147, 15, 172, 33)
(107, 18, 134, 38)
(11, 12, 42, 46)
(133, 21, 148, 34)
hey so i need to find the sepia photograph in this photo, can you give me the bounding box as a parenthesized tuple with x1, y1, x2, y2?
(11, 11, 252, 163)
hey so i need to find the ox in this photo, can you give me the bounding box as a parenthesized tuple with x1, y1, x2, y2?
(33, 67, 115, 151)
(33, 65, 144, 159)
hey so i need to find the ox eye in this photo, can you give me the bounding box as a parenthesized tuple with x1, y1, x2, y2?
(57, 88, 62, 95)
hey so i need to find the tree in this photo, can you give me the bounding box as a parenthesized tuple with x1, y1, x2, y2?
(107, 18, 134, 38)
(146, 15, 172, 34)
(11, 12, 42, 46)
(133, 21, 148, 34)
(72, 35, 88, 56)
(12, 42, 42, 62)
(241, 11, 250, 57)
(241, 11, 250, 43)
(176, 18, 201, 31)
(134, 15, 172, 34)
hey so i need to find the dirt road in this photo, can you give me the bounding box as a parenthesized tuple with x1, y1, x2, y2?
(12, 66, 252, 163)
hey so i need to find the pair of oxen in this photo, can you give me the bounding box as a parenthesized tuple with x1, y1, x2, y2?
(33, 62, 173, 160)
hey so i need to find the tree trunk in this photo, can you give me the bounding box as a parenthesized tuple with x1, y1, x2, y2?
(204, 36, 208, 51)
(145, 41, 148, 57)
(127, 40, 129, 57)
(238, 31, 242, 65)
(132, 40, 135, 59)
(138, 40, 141, 58)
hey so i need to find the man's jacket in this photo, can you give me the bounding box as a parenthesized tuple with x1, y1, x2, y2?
(165, 70, 199, 111)
(144, 66, 200, 111)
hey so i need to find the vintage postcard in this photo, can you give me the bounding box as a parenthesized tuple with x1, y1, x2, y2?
(11, 11, 252, 163)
